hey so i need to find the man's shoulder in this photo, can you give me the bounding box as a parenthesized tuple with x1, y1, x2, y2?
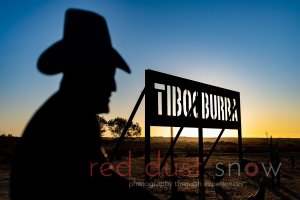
(23, 92, 65, 132)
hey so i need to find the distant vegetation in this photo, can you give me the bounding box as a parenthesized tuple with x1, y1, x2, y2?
(97, 116, 141, 139)
(0, 134, 19, 165)
(0, 133, 13, 138)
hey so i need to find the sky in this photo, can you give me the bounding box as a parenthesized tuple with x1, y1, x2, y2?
(0, 0, 299, 138)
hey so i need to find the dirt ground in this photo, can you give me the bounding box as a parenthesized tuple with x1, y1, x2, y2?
(0, 164, 9, 200)
(2, 153, 299, 200)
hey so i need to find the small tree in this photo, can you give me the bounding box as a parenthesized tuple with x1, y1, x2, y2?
(107, 117, 141, 139)
(96, 115, 107, 137)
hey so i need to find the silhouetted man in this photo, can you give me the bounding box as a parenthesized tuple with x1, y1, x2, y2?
(10, 9, 158, 200)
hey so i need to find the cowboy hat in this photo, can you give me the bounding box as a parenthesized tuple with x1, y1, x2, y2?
(37, 8, 131, 75)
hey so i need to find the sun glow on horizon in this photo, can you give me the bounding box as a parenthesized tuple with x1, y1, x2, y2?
(150, 127, 239, 138)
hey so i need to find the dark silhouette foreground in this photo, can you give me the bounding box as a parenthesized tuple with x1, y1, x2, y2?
(10, 9, 158, 199)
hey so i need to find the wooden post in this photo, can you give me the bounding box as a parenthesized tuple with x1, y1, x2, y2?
(237, 97, 243, 166)
(275, 143, 281, 188)
(145, 77, 150, 182)
(238, 128, 243, 165)
(111, 89, 145, 162)
(198, 128, 205, 199)
(145, 123, 150, 182)
(270, 137, 275, 188)
(171, 127, 178, 194)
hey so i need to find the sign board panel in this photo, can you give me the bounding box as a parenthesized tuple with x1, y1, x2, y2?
(145, 69, 241, 129)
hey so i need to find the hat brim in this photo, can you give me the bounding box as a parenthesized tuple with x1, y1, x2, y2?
(37, 40, 131, 75)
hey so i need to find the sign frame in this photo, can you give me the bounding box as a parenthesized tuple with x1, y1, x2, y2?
(144, 69, 243, 198)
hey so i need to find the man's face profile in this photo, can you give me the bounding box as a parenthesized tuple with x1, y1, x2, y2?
(86, 66, 117, 114)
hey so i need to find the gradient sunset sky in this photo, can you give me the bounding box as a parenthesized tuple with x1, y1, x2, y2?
(0, 0, 299, 138)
